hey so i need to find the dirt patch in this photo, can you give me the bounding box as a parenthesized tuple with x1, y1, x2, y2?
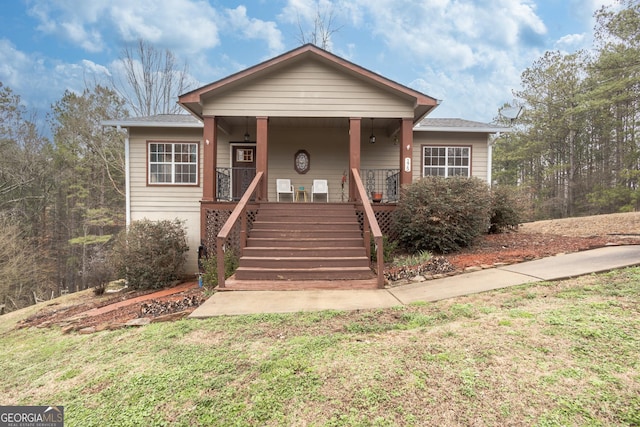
(10, 212, 640, 332)
(16, 285, 207, 333)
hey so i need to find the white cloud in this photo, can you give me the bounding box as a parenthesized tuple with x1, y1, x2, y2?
(359, 0, 547, 72)
(26, 0, 221, 55)
(555, 33, 587, 51)
(0, 39, 39, 91)
(81, 59, 111, 76)
(0, 39, 116, 111)
(224, 6, 284, 55)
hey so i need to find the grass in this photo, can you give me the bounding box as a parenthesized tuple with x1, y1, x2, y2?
(1, 268, 640, 426)
(391, 250, 432, 268)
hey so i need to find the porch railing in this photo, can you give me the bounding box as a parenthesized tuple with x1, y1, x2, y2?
(216, 167, 257, 201)
(361, 169, 400, 202)
(352, 168, 384, 288)
(216, 171, 264, 288)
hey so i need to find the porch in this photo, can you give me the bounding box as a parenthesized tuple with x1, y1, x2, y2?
(214, 167, 401, 204)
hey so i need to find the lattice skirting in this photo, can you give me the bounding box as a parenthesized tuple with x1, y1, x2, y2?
(202, 204, 258, 257)
(356, 205, 398, 240)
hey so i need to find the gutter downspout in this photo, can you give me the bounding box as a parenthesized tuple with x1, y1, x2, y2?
(121, 125, 131, 227)
(487, 135, 494, 186)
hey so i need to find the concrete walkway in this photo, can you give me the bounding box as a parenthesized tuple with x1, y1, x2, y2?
(189, 245, 640, 318)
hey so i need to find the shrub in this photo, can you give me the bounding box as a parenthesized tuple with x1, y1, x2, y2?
(201, 249, 239, 287)
(392, 176, 492, 253)
(111, 219, 189, 290)
(489, 185, 523, 233)
(85, 247, 115, 295)
(370, 235, 398, 263)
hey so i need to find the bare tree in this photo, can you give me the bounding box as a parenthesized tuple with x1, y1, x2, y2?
(295, 2, 342, 50)
(110, 39, 192, 116)
(0, 215, 54, 312)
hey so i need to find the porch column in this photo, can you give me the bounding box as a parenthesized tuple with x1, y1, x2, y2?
(202, 115, 218, 201)
(400, 117, 413, 188)
(349, 118, 361, 201)
(256, 116, 269, 200)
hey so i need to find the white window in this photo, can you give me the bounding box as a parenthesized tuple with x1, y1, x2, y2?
(148, 142, 198, 185)
(423, 146, 470, 177)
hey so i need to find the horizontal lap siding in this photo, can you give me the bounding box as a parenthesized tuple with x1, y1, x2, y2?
(267, 126, 349, 202)
(129, 128, 204, 274)
(203, 61, 414, 118)
(412, 132, 489, 182)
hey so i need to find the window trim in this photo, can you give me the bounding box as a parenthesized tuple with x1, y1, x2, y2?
(147, 141, 200, 186)
(421, 144, 472, 178)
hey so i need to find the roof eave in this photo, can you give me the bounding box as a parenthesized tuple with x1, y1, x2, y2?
(101, 119, 204, 129)
(415, 126, 511, 133)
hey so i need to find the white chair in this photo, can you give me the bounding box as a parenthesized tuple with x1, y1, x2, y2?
(276, 179, 294, 202)
(311, 179, 328, 202)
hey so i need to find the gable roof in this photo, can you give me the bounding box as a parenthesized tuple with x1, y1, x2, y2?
(179, 44, 439, 123)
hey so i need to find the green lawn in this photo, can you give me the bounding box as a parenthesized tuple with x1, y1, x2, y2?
(1, 268, 639, 426)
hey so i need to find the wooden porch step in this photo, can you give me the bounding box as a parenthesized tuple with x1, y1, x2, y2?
(229, 202, 377, 287)
(256, 214, 357, 222)
(240, 256, 370, 268)
(242, 247, 366, 257)
(252, 221, 360, 231)
(258, 202, 355, 210)
(257, 204, 358, 216)
(220, 277, 379, 291)
(246, 237, 365, 248)
(234, 266, 375, 281)
(249, 229, 362, 239)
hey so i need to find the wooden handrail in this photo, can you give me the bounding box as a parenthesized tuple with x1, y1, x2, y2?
(216, 171, 264, 288)
(351, 168, 385, 288)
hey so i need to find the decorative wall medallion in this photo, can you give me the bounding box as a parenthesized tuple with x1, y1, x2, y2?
(294, 149, 310, 174)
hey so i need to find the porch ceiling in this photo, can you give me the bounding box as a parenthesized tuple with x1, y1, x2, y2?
(225, 116, 401, 136)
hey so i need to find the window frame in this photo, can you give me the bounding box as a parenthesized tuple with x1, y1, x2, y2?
(147, 141, 200, 186)
(421, 144, 472, 178)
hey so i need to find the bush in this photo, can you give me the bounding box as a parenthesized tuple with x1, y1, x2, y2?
(111, 219, 189, 290)
(370, 235, 398, 263)
(489, 185, 523, 233)
(201, 249, 239, 287)
(392, 176, 492, 253)
(85, 247, 115, 295)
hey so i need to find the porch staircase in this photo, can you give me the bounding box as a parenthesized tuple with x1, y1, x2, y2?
(223, 203, 378, 290)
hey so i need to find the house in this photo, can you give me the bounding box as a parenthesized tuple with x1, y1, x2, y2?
(104, 44, 507, 289)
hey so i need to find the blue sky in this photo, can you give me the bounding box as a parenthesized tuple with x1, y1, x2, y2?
(0, 0, 616, 124)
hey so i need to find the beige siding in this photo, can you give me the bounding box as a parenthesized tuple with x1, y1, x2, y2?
(129, 127, 204, 274)
(360, 133, 399, 170)
(266, 126, 350, 202)
(412, 132, 489, 182)
(202, 60, 415, 118)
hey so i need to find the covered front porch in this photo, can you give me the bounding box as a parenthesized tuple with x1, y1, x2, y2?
(195, 116, 410, 290)
(195, 115, 416, 204)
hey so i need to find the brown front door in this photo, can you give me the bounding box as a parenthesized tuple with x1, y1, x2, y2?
(232, 145, 257, 201)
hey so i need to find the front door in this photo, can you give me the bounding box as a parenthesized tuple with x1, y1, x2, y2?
(232, 145, 257, 201)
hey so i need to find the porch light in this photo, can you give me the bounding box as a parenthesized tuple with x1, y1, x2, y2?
(244, 117, 250, 142)
(369, 118, 376, 144)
